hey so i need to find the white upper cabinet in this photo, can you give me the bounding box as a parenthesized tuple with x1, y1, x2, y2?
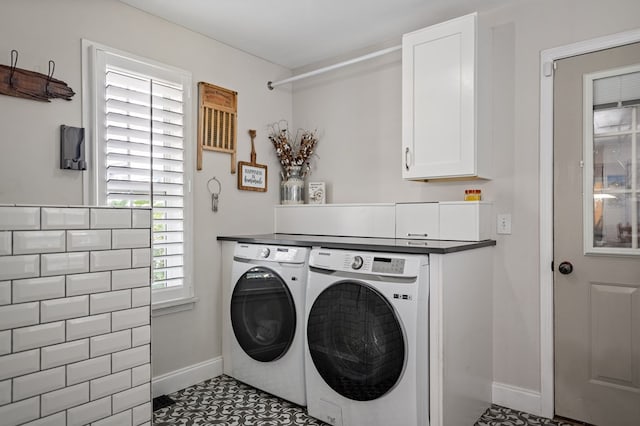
(402, 13, 487, 180)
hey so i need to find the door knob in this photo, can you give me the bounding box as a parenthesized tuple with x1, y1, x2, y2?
(558, 261, 573, 275)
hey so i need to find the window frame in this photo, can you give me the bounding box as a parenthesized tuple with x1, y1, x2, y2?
(82, 40, 195, 306)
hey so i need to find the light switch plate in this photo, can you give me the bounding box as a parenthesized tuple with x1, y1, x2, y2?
(497, 213, 512, 234)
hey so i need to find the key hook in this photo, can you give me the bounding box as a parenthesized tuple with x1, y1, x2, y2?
(46, 60, 55, 95)
(207, 177, 221, 212)
(207, 177, 221, 196)
(9, 50, 18, 88)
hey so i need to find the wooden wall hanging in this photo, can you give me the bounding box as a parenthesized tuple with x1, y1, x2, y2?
(0, 50, 74, 102)
(238, 130, 267, 192)
(197, 82, 237, 173)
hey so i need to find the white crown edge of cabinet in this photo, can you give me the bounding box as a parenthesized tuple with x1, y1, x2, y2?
(274, 202, 492, 241)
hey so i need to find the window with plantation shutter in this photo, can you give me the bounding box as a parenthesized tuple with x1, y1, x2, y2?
(85, 42, 194, 305)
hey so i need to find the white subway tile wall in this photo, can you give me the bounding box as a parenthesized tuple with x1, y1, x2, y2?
(0, 330, 10, 355)
(0, 232, 12, 255)
(0, 380, 10, 405)
(41, 208, 90, 230)
(13, 276, 66, 304)
(112, 229, 151, 249)
(0, 255, 40, 281)
(91, 409, 131, 426)
(41, 252, 89, 277)
(13, 231, 66, 255)
(13, 321, 66, 352)
(111, 268, 149, 290)
(131, 210, 151, 230)
(41, 340, 89, 370)
(66, 272, 110, 296)
(131, 248, 151, 268)
(23, 411, 67, 425)
(90, 209, 131, 230)
(90, 329, 131, 358)
(90, 249, 131, 272)
(66, 230, 111, 252)
(0, 281, 10, 305)
(0, 206, 151, 426)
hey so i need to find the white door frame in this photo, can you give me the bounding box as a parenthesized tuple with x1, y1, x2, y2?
(539, 28, 640, 419)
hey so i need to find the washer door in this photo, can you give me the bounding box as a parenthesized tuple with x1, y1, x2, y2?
(231, 266, 296, 362)
(307, 281, 406, 401)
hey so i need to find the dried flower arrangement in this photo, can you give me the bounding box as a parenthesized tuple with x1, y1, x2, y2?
(268, 120, 318, 178)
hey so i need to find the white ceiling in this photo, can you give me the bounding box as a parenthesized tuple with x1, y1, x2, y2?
(119, 0, 515, 69)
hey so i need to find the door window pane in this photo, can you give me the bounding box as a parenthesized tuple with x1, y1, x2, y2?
(593, 108, 632, 135)
(586, 67, 640, 255)
(594, 193, 634, 249)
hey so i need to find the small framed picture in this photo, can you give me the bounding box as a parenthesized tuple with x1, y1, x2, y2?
(237, 162, 267, 192)
(308, 182, 326, 204)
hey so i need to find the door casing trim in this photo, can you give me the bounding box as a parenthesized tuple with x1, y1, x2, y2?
(539, 28, 640, 419)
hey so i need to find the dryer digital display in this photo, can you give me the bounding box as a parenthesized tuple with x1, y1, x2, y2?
(372, 257, 405, 274)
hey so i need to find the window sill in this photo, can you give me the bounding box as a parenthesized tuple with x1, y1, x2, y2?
(152, 296, 198, 317)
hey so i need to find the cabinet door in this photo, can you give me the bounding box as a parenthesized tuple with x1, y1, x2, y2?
(395, 203, 439, 239)
(402, 13, 476, 179)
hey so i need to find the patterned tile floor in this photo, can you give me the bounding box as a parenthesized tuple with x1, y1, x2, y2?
(153, 375, 575, 426)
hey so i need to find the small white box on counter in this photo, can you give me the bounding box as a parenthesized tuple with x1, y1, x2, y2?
(395, 202, 439, 239)
(438, 201, 493, 241)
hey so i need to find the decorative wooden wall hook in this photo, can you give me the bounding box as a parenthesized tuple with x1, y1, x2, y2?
(0, 50, 75, 102)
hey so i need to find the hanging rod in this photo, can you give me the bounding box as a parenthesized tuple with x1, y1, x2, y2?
(267, 44, 401, 90)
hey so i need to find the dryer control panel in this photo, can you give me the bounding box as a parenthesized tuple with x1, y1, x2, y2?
(234, 243, 308, 264)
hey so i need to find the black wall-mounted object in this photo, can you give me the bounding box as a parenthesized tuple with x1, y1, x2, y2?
(60, 125, 86, 170)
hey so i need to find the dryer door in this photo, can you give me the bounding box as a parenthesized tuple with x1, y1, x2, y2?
(231, 266, 296, 362)
(307, 281, 405, 401)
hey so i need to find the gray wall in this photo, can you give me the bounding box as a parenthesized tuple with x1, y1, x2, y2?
(291, 0, 640, 393)
(0, 0, 292, 377)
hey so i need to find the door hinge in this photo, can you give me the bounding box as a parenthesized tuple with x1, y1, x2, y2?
(579, 160, 584, 168)
(543, 61, 554, 77)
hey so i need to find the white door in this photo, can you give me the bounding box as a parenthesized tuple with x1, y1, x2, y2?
(554, 42, 640, 425)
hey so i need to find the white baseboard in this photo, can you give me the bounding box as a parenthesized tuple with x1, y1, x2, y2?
(152, 356, 223, 397)
(492, 381, 543, 418)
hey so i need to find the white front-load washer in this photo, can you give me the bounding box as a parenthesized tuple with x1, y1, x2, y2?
(305, 248, 429, 426)
(226, 243, 309, 406)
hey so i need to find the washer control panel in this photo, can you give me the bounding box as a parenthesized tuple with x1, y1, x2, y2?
(310, 249, 425, 278)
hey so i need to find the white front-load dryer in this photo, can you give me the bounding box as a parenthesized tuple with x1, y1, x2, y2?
(226, 243, 309, 406)
(305, 248, 430, 426)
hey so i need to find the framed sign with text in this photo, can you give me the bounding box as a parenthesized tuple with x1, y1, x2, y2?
(238, 162, 267, 192)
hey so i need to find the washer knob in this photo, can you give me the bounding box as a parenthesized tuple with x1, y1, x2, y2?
(351, 255, 364, 270)
(260, 248, 271, 258)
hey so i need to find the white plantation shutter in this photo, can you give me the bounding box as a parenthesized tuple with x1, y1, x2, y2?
(90, 45, 193, 303)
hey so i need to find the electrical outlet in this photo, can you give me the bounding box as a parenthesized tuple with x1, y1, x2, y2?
(497, 213, 512, 234)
